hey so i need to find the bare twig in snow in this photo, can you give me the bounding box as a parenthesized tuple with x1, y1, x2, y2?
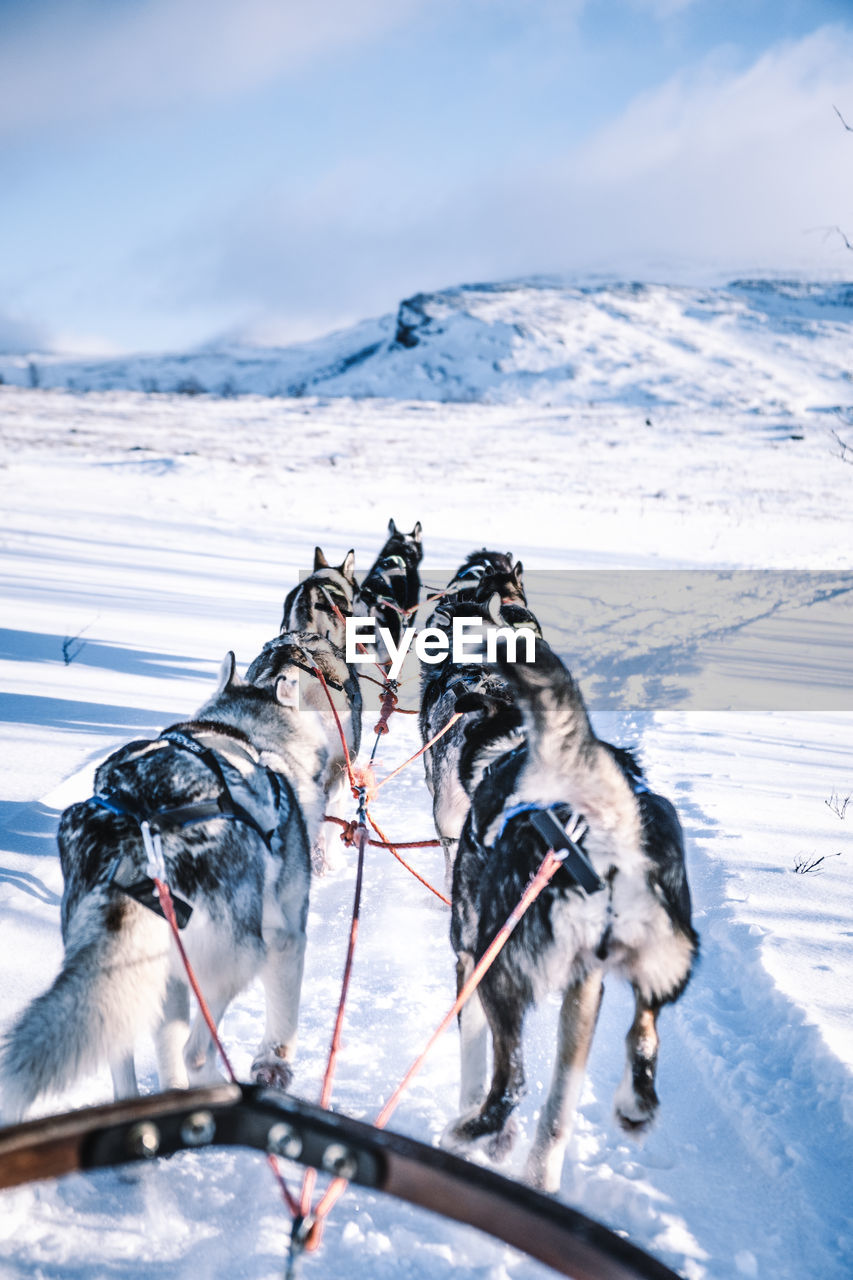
(792, 852, 841, 875)
(830, 429, 853, 465)
(62, 620, 97, 665)
(833, 104, 853, 132)
(825, 792, 851, 820)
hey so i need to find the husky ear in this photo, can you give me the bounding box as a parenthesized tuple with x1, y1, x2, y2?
(513, 560, 523, 581)
(486, 592, 503, 626)
(314, 546, 329, 570)
(340, 549, 356, 582)
(412, 520, 422, 541)
(388, 518, 398, 536)
(216, 651, 242, 694)
(275, 672, 299, 709)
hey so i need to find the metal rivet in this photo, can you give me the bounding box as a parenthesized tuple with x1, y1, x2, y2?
(321, 1142, 358, 1180)
(127, 1121, 160, 1159)
(267, 1122, 303, 1160)
(180, 1110, 216, 1147)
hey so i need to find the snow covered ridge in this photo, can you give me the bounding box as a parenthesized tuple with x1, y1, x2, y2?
(2, 278, 852, 414)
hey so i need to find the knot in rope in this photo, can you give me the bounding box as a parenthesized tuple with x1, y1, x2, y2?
(373, 679, 399, 737)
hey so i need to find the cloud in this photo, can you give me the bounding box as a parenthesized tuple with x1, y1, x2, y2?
(556, 26, 853, 269)
(0, 0, 424, 138)
(165, 25, 853, 344)
(0, 310, 49, 354)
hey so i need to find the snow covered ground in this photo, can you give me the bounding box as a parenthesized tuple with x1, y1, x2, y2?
(0, 280, 852, 1279)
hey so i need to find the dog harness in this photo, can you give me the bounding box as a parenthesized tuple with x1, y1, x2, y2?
(491, 801, 604, 896)
(90, 726, 293, 928)
(359, 553, 419, 615)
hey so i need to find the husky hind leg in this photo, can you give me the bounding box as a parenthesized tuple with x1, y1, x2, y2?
(109, 1052, 139, 1099)
(182, 938, 262, 1085)
(456, 953, 489, 1109)
(525, 971, 603, 1193)
(614, 987, 661, 1134)
(250, 928, 307, 1089)
(445, 962, 527, 1163)
(154, 976, 191, 1090)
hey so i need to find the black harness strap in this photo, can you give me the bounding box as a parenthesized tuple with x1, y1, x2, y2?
(91, 727, 293, 929)
(159, 728, 281, 845)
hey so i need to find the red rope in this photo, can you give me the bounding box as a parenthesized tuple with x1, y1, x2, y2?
(324, 814, 441, 850)
(305, 847, 565, 1242)
(373, 683, 398, 738)
(309, 661, 359, 794)
(372, 712, 462, 794)
(365, 805, 450, 908)
(299, 820, 368, 1216)
(154, 877, 301, 1218)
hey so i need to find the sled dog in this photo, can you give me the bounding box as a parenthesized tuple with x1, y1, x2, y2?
(247, 629, 362, 866)
(445, 638, 698, 1194)
(425, 549, 526, 628)
(0, 634, 356, 1122)
(281, 547, 359, 650)
(419, 593, 542, 886)
(357, 518, 423, 661)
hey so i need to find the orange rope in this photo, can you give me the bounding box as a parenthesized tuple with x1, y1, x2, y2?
(371, 712, 462, 793)
(324, 814, 441, 850)
(365, 805, 450, 908)
(305, 847, 565, 1243)
(299, 820, 368, 1216)
(154, 877, 301, 1219)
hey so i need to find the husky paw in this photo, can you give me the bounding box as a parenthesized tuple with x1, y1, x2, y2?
(252, 1054, 293, 1091)
(614, 1068, 659, 1136)
(524, 1147, 563, 1195)
(440, 1109, 517, 1163)
(614, 1095, 657, 1137)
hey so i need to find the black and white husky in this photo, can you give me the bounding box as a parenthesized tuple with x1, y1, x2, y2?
(0, 633, 359, 1122)
(445, 637, 698, 1194)
(281, 547, 359, 649)
(427, 549, 526, 626)
(420, 594, 542, 887)
(357, 519, 423, 659)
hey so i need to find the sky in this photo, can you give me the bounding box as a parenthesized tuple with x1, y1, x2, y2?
(1, 0, 852, 355)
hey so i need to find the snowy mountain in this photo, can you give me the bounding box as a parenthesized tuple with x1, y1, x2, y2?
(2, 278, 852, 417)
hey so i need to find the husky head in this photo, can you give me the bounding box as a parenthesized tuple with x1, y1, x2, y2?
(358, 519, 424, 650)
(280, 547, 358, 648)
(384, 518, 423, 564)
(245, 630, 362, 757)
(445, 549, 526, 608)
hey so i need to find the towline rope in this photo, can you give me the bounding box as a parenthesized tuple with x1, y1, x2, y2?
(153, 876, 301, 1219)
(303, 844, 571, 1247)
(298, 801, 369, 1219)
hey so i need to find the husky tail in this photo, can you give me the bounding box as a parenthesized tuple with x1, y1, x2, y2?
(494, 636, 594, 777)
(493, 636, 639, 837)
(0, 898, 170, 1122)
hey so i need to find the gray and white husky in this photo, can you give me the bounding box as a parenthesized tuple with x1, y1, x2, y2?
(0, 633, 358, 1122)
(445, 637, 698, 1194)
(281, 546, 360, 650)
(247, 630, 362, 874)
